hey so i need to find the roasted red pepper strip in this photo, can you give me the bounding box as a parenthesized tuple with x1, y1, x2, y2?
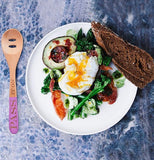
(49, 79, 66, 120)
(107, 80, 117, 104)
(49, 78, 55, 92)
(97, 80, 117, 104)
(100, 65, 113, 71)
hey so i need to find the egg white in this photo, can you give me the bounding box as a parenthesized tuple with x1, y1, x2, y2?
(58, 52, 99, 95)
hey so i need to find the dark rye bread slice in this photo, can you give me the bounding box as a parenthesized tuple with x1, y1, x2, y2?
(91, 21, 154, 87)
(91, 21, 154, 82)
(113, 60, 147, 88)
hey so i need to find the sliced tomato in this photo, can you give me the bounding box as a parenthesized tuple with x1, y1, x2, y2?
(52, 90, 66, 120)
(100, 65, 113, 71)
(49, 79, 66, 120)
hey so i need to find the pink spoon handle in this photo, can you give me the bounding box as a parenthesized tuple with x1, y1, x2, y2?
(9, 97, 18, 134)
(9, 69, 18, 134)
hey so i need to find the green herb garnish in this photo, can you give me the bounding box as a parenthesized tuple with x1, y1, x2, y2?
(43, 68, 49, 74)
(41, 73, 51, 94)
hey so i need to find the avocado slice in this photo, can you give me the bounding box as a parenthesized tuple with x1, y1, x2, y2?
(94, 45, 102, 65)
(43, 36, 76, 69)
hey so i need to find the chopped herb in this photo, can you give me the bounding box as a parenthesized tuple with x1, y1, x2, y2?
(43, 74, 51, 86)
(41, 86, 50, 94)
(43, 68, 49, 74)
(41, 73, 51, 94)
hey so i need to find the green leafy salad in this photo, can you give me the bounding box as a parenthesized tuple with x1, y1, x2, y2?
(41, 28, 125, 120)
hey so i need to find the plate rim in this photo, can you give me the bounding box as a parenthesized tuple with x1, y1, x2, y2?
(26, 22, 138, 135)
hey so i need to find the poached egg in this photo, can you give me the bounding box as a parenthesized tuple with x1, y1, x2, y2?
(58, 52, 99, 95)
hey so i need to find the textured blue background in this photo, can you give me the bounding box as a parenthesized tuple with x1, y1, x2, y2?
(0, 0, 154, 159)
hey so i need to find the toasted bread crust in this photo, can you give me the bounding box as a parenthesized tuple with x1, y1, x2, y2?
(91, 21, 154, 88)
(113, 60, 147, 88)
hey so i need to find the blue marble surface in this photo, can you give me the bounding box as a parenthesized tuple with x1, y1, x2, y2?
(0, 0, 154, 159)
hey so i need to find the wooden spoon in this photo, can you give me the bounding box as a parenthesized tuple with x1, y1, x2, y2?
(1, 29, 23, 134)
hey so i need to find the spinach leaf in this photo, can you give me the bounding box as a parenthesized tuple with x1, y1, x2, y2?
(76, 28, 96, 51)
(77, 28, 83, 40)
(43, 68, 49, 74)
(102, 56, 112, 66)
(87, 28, 95, 42)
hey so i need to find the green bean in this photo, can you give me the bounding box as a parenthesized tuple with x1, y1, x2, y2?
(70, 80, 110, 116)
(76, 94, 87, 99)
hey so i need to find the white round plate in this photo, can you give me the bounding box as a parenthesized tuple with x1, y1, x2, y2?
(26, 22, 137, 135)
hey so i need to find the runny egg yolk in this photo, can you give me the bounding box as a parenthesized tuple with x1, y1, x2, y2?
(58, 51, 99, 95)
(66, 56, 89, 88)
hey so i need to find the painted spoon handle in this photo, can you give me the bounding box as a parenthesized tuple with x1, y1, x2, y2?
(9, 68, 18, 134)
